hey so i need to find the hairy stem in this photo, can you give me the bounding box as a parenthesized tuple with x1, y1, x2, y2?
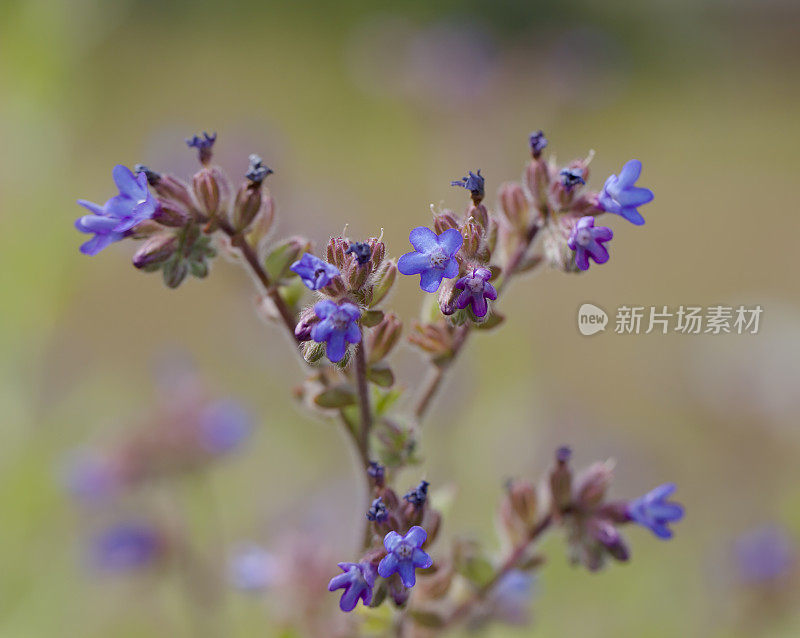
(353, 341, 373, 463)
(445, 513, 552, 629)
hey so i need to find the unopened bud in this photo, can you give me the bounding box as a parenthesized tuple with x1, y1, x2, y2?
(133, 233, 178, 270)
(367, 313, 402, 364)
(245, 192, 276, 253)
(433, 211, 459, 234)
(498, 182, 529, 231)
(193, 168, 221, 217)
(162, 257, 188, 289)
(370, 260, 397, 307)
(264, 236, 312, 282)
(294, 308, 318, 342)
(460, 220, 484, 259)
(574, 460, 614, 510)
(152, 201, 190, 227)
(232, 183, 263, 232)
(466, 203, 489, 229)
(587, 517, 629, 562)
(153, 174, 197, 214)
(421, 509, 441, 548)
(506, 479, 538, 528)
(301, 341, 325, 364)
(549, 446, 573, 514)
(525, 159, 552, 216)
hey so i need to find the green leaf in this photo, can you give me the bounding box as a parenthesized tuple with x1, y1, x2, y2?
(408, 610, 445, 629)
(263, 237, 310, 282)
(366, 362, 394, 388)
(361, 310, 384, 327)
(313, 385, 357, 408)
(373, 387, 402, 416)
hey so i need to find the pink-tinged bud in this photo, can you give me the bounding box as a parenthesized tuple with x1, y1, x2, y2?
(245, 192, 275, 254)
(129, 219, 163, 239)
(408, 322, 456, 365)
(466, 203, 489, 229)
(574, 460, 614, 510)
(433, 211, 460, 234)
(133, 233, 178, 270)
(524, 159, 552, 216)
(549, 446, 573, 514)
(506, 479, 538, 528)
(294, 308, 319, 342)
(460, 219, 484, 259)
(231, 182, 263, 232)
(367, 313, 402, 364)
(498, 181, 529, 231)
(587, 517, 629, 562)
(153, 174, 196, 214)
(192, 168, 220, 217)
(570, 192, 603, 216)
(421, 509, 442, 548)
(152, 201, 190, 227)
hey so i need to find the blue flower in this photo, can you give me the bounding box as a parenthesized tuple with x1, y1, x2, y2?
(598, 159, 654, 226)
(289, 253, 341, 290)
(377, 526, 432, 588)
(311, 300, 361, 363)
(397, 227, 463, 293)
(735, 525, 796, 585)
(451, 169, 485, 200)
(90, 523, 161, 571)
(529, 131, 548, 158)
(403, 480, 430, 509)
(229, 544, 279, 591)
(567, 216, 613, 271)
(198, 399, 252, 455)
(328, 562, 376, 612)
(76, 165, 158, 255)
(627, 483, 684, 539)
(454, 267, 497, 318)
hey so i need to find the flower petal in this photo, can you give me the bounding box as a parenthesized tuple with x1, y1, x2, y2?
(442, 259, 459, 280)
(345, 322, 361, 344)
(437, 228, 464, 256)
(326, 333, 347, 362)
(377, 553, 398, 578)
(313, 300, 338, 320)
(419, 268, 444, 293)
(112, 165, 143, 199)
(397, 251, 430, 276)
(409, 227, 438, 252)
(405, 526, 427, 548)
(397, 560, 416, 588)
(617, 160, 642, 188)
(412, 548, 433, 569)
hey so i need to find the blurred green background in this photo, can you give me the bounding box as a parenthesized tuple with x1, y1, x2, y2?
(1, 0, 799, 636)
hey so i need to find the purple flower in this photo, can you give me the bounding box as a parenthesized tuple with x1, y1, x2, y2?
(567, 216, 613, 271)
(454, 267, 497, 318)
(328, 562, 376, 612)
(735, 525, 795, 585)
(451, 169, 485, 200)
(229, 544, 279, 591)
(377, 526, 432, 588)
(61, 449, 120, 505)
(346, 242, 372, 266)
(311, 300, 361, 363)
(529, 131, 548, 158)
(90, 523, 161, 572)
(186, 131, 217, 163)
(289, 253, 340, 291)
(76, 165, 158, 255)
(397, 227, 463, 293)
(198, 399, 252, 455)
(366, 497, 388, 522)
(559, 167, 586, 190)
(598, 159, 654, 226)
(627, 483, 684, 539)
(403, 480, 430, 509)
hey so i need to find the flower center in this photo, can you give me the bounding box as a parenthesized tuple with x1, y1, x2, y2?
(428, 248, 447, 268)
(331, 310, 350, 331)
(575, 228, 593, 247)
(395, 542, 414, 559)
(466, 277, 484, 293)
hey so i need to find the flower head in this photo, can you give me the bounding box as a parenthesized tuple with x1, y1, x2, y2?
(559, 167, 586, 190)
(186, 131, 217, 164)
(229, 544, 279, 591)
(75, 165, 158, 255)
(454, 267, 498, 318)
(328, 562, 376, 612)
(346, 242, 373, 266)
(90, 522, 161, 572)
(529, 131, 548, 158)
(311, 300, 361, 363)
(451, 169, 485, 202)
(567, 216, 613, 271)
(404, 480, 430, 509)
(627, 483, 684, 539)
(598, 159, 654, 226)
(367, 497, 388, 522)
(397, 227, 463, 293)
(377, 526, 432, 588)
(290, 253, 340, 291)
(198, 399, 252, 455)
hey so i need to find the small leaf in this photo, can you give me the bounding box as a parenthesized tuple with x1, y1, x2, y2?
(474, 311, 505, 330)
(408, 609, 445, 629)
(263, 236, 311, 282)
(373, 387, 402, 416)
(367, 362, 394, 388)
(313, 384, 357, 408)
(361, 310, 384, 328)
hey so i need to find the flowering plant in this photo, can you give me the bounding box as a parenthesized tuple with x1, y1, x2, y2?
(71, 129, 680, 635)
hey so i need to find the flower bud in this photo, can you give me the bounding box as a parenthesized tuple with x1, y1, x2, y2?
(498, 182, 529, 231)
(264, 236, 312, 283)
(574, 460, 614, 510)
(433, 211, 459, 234)
(162, 257, 188, 289)
(245, 192, 275, 254)
(367, 313, 402, 364)
(505, 479, 538, 528)
(370, 260, 397, 307)
(542, 217, 581, 273)
(133, 233, 179, 270)
(524, 159, 552, 216)
(192, 166, 231, 219)
(549, 446, 573, 514)
(294, 308, 319, 342)
(152, 201, 191, 228)
(587, 517, 629, 562)
(301, 341, 325, 364)
(152, 174, 197, 214)
(231, 182, 263, 232)
(466, 203, 489, 229)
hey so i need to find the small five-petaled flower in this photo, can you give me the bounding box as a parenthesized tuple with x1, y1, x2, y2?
(626, 483, 684, 539)
(311, 300, 361, 363)
(328, 562, 376, 612)
(377, 526, 432, 588)
(598, 159, 654, 226)
(454, 267, 498, 317)
(290, 253, 340, 291)
(397, 227, 463, 293)
(567, 217, 613, 271)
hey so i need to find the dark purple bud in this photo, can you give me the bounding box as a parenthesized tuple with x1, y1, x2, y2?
(245, 154, 273, 185)
(133, 233, 179, 269)
(134, 164, 161, 186)
(367, 497, 389, 522)
(346, 242, 372, 266)
(404, 480, 429, 509)
(367, 461, 386, 487)
(186, 131, 217, 165)
(556, 446, 572, 463)
(451, 169, 485, 204)
(559, 167, 585, 190)
(529, 130, 548, 158)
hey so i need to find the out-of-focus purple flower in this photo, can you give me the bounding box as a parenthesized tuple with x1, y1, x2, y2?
(61, 449, 120, 504)
(328, 562, 376, 612)
(311, 300, 361, 363)
(735, 525, 796, 585)
(451, 169, 485, 201)
(403, 480, 429, 509)
(290, 253, 340, 291)
(198, 399, 252, 455)
(397, 227, 462, 293)
(454, 267, 497, 318)
(367, 461, 385, 486)
(559, 167, 586, 190)
(598, 159, 654, 226)
(186, 131, 217, 164)
(345, 242, 372, 266)
(366, 497, 388, 522)
(529, 131, 548, 158)
(229, 544, 279, 591)
(488, 570, 535, 625)
(627, 483, 684, 539)
(377, 526, 432, 588)
(567, 216, 613, 271)
(90, 523, 161, 572)
(76, 165, 158, 255)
